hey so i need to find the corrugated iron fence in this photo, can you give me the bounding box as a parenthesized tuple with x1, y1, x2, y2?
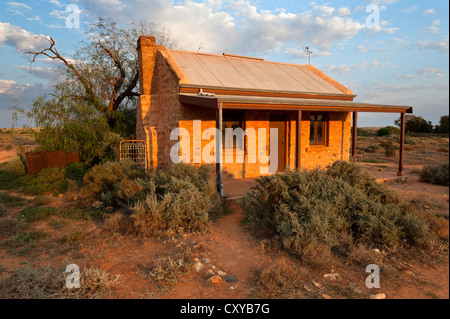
(25, 150, 81, 175)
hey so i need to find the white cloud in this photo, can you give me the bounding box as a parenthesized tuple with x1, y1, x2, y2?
(0, 79, 25, 95)
(416, 68, 446, 78)
(322, 62, 368, 75)
(396, 73, 417, 79)
(414, 35, 449, 53)
(336, 7, 351, 16)
(424, 9, 436, 15)
(0, 22, 50, 53)
(402, 5, 418, 13)
(48, 0, 64, 7)
(6, 2, 31, 15)
(424, 19, 441, 34)
(313, 5, 335, 15)
(78, 0, 364, 56)
(15, 65, 57, 81)
(372, 60, 396, 68)
(356, 45, 368, 52)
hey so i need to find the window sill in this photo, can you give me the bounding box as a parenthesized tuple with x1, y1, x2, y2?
(306, 145, 330, 152)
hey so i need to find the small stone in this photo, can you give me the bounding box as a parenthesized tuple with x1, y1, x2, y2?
(202, 258, 211, 264)
(207, 275, 223, 285)
(324, 273, 340, 280)
(373, 248, 381, 254)
(224, 275, 238, 283)
(217, 270, 226, 277)
(205, 269, 215, 277)
(194, 262, 203, 273)
(369, 293, 386, 299)
(229, 285, 238, 290)
(322, 294, 332, 299)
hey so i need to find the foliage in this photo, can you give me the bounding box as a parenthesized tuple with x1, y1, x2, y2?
(64, 162, 92, 182)
(0, 193, 26, 208)
(82, 159, 146, 208)
(376, 126, 400, 137)
(395, 115, 433, 133)
(1, 158, 26, 177)
(356, 128, 374, 136)
(379, 140, 396, 157)
(12, 18, 176, 163)
(436, 115, 449, 133)
(241, 161, 435, 266)
(18, 167, 69, 196)
(420, 163, 449, 186)
(132, 164, 221, 236)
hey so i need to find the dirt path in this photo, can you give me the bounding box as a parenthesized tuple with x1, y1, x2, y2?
(164, 200, 273, 299)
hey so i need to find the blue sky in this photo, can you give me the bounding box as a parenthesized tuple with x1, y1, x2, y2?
(0, 0, 448, 128)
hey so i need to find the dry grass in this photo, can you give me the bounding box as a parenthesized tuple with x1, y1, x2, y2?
(138, 248, 194, 289)
(357, 135, 449, 166)
(0, 266, 120, 299)
(249, 258, 307, 299)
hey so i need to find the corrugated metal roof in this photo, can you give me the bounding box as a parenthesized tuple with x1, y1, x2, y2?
(169, 49, 347, 95)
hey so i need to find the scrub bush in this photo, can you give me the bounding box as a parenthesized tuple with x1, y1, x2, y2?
(241, 161, 435, 266)
(420, 163, 449, 186)
(132, 164, 221, 236)
(81, 159, 146, 208)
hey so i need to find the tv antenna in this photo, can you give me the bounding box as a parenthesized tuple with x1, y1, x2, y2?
(305, 46, 313, 64)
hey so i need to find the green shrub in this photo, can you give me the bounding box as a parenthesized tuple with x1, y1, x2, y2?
(1, 158, 26, 177)
(18, 207, 58, 222)
(19, 167, 69, 196)
(82, 159, 146, 208)
(420, 163, 449, 186)
(0, 193, 26, 207)
(18, 206, 106, 222)
(0, 171, 16, 190)
(362, 144, 379, 153)
(64, 162, 92, 182)
(132, 164, 220, 236)
(379, 140, 396, 157)
(377, 126, 400, 136)
(241, 161, 434, 266)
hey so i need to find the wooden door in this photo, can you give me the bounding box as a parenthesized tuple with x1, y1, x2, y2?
(269, 115, 286, 172)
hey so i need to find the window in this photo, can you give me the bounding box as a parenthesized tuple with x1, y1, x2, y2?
(309, 113, 327, 145)
(222, 111, 243, 149)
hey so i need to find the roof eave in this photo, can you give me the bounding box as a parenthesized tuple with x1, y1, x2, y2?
(179, 93, 413, 114)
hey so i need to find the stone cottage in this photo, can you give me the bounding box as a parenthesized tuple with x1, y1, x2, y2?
(135, 36, 412, 194)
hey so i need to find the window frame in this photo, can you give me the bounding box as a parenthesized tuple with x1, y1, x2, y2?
(309, 112, 328, 146)
(222, 110, 243, 150)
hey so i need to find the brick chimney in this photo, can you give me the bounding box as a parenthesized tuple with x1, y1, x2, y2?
(136, 36, 157, 151)
(137, 36, 157, 96)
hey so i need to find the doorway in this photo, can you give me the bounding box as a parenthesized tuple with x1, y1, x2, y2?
(269, 114, 286, 172)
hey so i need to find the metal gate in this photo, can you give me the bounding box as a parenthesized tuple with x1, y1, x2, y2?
(119, 139, 147, 172)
